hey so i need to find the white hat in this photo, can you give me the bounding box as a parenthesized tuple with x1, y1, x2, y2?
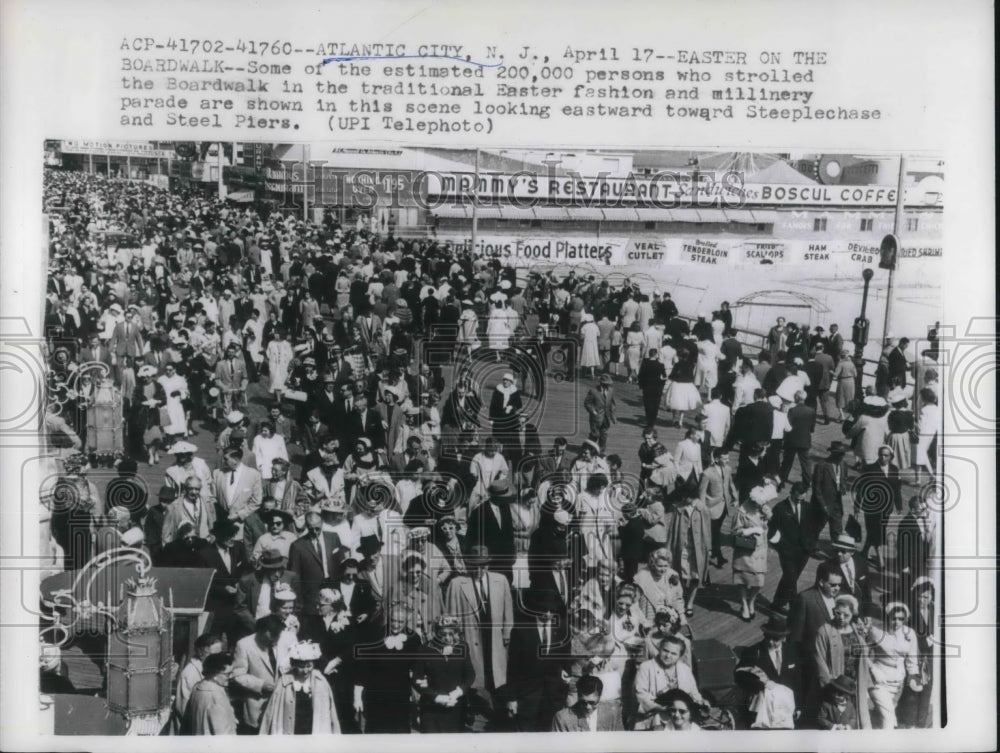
(108, 303, 123, 315)
(864, 395, 888, 407)
(137, 365, 157, 378)
(227, 411, 245, 424)
(168, 440, 198, 454)
(273, 583, 297, 601)
(499, 279, 512, 290)
(287, 641, 322, 662)
(501, 372, 515, 382)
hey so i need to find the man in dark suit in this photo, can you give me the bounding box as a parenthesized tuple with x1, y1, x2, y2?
(344, 393, 386, 451)
(736, 442, 768, 503)
(807, 442, 850, 555)
(78, 333, 112, 369)
(287, 510, 347, 615)
(827, 324, 845, 361)
(768, 481, 813, 615)
(504, 417, 542, 489)
(895, 493, 936, 595)
(726, 389, 773, 463)
(788, 561, 843, 651)
(888, 337, 910, 388)
(44, 298, 79, 353)
(530, 437, 574, 488)
(780, 391, 816, 487)
(195, 517, 251, 645)
(388, 435, 428, 474)
(853, 446, 903, 568)
(827, 533, 871, 605)
(331, 557, 378, 631)
(233, 548, 301, 635)
(503, 588, 571, 732)
(466, 480, 517, 582)
(734, 616, 804, 727)
(806, 344, 837, 423)
(583, 374, 617, 453)
(440, 381, 482, 432)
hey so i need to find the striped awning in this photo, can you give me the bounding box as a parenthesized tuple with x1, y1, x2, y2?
(601, 207, 641, 222)
(722, 209, 757, 223)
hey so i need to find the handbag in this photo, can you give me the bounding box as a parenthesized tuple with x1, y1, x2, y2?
(732, 533, 757, 552)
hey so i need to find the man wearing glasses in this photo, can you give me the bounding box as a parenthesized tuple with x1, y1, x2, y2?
(788, 561, 844, 656)
(162, 475, 217, 544)
(551, 675, 621, 731)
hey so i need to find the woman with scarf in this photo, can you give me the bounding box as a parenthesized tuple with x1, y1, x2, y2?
(429, 514, 467, 596)
(157, 361, 189, 438)
(258, 640, 341, 735)
(411, 615, 476, 733)
(488, 372, 523, 436)
(352, 603, 423, 733)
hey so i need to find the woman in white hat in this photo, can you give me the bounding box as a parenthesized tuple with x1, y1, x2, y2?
(134, 364, 165, 465)
(258, 640, 341, 734)
(846, 396, 891, 467)
(157, 361, 190, 438)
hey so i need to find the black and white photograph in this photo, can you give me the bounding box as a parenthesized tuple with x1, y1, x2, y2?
(35, 142, 947, 736)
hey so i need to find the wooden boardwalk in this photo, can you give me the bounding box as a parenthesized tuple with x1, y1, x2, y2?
(57, 348, 920, 691)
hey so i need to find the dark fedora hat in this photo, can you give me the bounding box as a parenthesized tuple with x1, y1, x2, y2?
(210, 516, 239, 541)
(828, 441, 848, 454)
(761, 615, 791, 638)
(828, 674, 856, 696)
(465, 545, 491, 568)
(258, 548, 288, 570)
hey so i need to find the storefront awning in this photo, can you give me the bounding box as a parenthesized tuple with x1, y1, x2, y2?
(430, 205, 470, 219)
(532, 206, 570, 220)
(601, 208, 640, 222)
(722, 209, 757, 223)
(668, 209, 702, 223)
(226, 191, 255, 203)
(695, 208, 729, 222)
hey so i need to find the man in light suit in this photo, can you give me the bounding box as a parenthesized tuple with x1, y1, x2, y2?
(109, 308, 145, 365)
(551, 675, 622, 731)
(287, 510, 347, 616)
(808, 442, 850, 556)
(214, 342, 248, 399)
(699, 448, 737, 568)
(445, 546, 514, 723)
(231, 614, 285, 734)
(161, 474, 217, 545)
(703, 388, 731, 449)
(583, 373, 617, 453)
(211, 447, 263, 523)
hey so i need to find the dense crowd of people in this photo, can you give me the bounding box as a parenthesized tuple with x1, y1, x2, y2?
(39, 167, 941, 734)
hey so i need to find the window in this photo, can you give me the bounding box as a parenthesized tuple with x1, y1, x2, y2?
(860, 218, 874, 231)
(813, 217, 828, 232)
(906, 217, 920, 232)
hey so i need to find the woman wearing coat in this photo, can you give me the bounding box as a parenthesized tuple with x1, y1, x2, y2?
(732, 483, 775, 621)
(258, 640, 341, 735)
(578, 313, 601, 378)
(662, 480, 712, 617)
(352, 603, 423, 734)
(846, 396, 890, 467)
(411, 616, 476, 733)
(812, 594, 871, 728)
(861, 601, 921, 730)
(638, 349, 668, 428)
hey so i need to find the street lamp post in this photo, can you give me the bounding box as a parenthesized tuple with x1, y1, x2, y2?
(853, 267, 875, 397)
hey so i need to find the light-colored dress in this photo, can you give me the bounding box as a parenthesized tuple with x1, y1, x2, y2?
(580, 321, 601, 368)
(625, 331, 645, 373)
(915, 404, 940, 469)
(253, 434, 289, 481)
(266, 338, 294, 393)
(157, 373, 189, 435)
